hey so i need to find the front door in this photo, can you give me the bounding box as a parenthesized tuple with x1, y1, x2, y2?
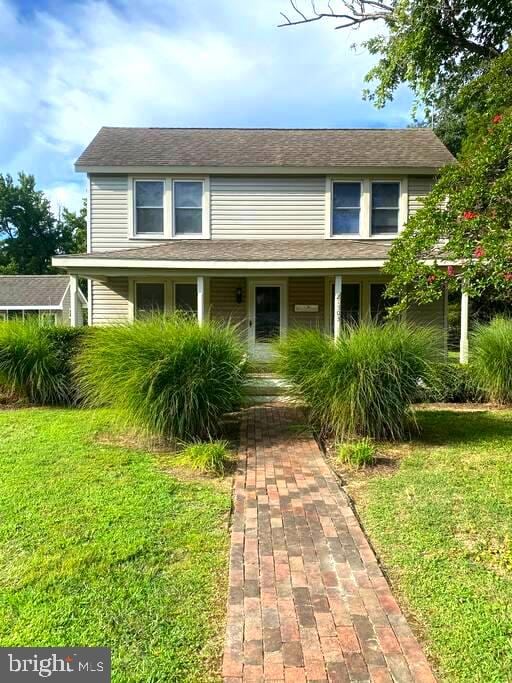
(248, 283, 285, 358)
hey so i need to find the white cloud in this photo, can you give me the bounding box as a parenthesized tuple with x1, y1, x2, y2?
(45, 182, 87, 216)
(0, 0, 413, 209)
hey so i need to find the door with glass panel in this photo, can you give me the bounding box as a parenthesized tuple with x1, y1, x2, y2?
(249, 283, 283, 357)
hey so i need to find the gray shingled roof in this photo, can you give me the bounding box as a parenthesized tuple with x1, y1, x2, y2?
(0, 276, 69, 307)
(76, 127, 454, 170)
(69, 239, 394, 262)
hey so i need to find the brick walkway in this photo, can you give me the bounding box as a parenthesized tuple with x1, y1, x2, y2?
(222, 406, 436, 683)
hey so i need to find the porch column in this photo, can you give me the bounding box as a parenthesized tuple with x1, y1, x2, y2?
(197, 276, 205, 326)
(460, 290, 469, 364)
(334, 274, 342, 339)
(69, 274, 81, 327)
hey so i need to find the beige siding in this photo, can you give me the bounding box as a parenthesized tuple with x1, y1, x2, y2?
(209, 277, 247, 334)
(408, 176, 434, 215)
(288, 277, 325, 330)
(90, 176, 168, 252)
(210, 177, 326, 239)
(91, 279, 129, 325)
(408, 297, 446, 331)
(89, 174, 436, 247)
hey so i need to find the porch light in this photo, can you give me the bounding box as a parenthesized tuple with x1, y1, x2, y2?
(236, 287, 243, 304)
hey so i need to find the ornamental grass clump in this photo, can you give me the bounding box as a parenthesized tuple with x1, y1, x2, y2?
(470, 317, 512, 404)
(0, 320, 84, 405)
(275, 322, 441, 440)
(337, 438, 376, 469)
(74, 315, 247, 440)
(174, 440, 233, 476)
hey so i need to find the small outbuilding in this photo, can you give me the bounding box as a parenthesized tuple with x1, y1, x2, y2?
(0, 275, 87, 325)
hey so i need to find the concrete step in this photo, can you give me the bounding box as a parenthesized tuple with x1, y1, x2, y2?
(246, 374, 290, 397)
(242, 394, 290, 406)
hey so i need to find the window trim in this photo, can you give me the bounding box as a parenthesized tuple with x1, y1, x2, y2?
(330, 180, 362, 238)
(132, 179, 166, 237)
(326, 176, 408, 239)
(172, 178, 210, 239)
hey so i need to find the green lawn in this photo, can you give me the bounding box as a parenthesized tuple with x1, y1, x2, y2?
(349, 409, 512, 683)
(0, 408, 232, 682)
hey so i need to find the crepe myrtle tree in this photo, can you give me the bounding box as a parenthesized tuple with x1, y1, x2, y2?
(383, 109, 512, 313)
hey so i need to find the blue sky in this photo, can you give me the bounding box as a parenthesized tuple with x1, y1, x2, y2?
(0, 0, 414, 213)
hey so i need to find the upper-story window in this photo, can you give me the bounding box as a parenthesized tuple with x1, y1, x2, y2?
(135, 180, 164, 234)
(332, 182, 361, 236)
(371, 182, 400, 235)
(173, 180, 204, 236)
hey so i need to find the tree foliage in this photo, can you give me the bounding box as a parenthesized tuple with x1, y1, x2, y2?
(384, 51, 512, 311)
(0, 173, 85, 274)
(280, 0, 510, 149)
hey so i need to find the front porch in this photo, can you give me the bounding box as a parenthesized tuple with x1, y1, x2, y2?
(68, 269, 453, 358)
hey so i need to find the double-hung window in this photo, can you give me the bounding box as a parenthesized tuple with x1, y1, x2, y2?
(135, 180, 164, 235)
(332, 182, 361, 235)
(173, 180, 203, 236)
(371, 182, 400, 235)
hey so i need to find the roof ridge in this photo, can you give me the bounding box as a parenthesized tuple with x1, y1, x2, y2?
(101, 126, 435, 132)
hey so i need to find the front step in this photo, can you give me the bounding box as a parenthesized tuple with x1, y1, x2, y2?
(244, 373, 291, 404)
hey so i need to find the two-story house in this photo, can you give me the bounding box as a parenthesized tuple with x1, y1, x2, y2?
(54, 127, 457, 358)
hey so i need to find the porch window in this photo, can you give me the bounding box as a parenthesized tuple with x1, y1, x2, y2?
(175, 283, 197, 315)
(370, 283, 397, 322)
(371, 182, 400, 235)
(332, 182, 361, 235)
(173, 181, 203, 236)
(135, 283, 165, 316)
(135, 180, 164, 234)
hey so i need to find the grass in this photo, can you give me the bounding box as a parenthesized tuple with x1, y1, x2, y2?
(75, 315, 247, 440)
(0, 407, 232, 682)
(175, 440, 233, 476)
(348, 408, 512, 682)
(471, 317, 512, 403)
(275, 322, 442, 440)
(0, 321, 85, 405)
(336, 437, 376, 468)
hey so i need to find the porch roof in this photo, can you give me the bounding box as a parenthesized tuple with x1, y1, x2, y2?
(54, 239, 395, 271)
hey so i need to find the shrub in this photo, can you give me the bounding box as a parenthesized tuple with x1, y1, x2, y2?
(275, 322, 441, 440)
(337, 438, 376, 468)
(174, 440, 232, 475)
(470, 317, 512, 404)
(75, 315, 247, 440)
(422, 361, 483, 403)
(0, 320, 84, 405)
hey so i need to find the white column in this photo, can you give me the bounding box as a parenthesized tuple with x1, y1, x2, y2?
(460, 291, 469, 364)
(197, 276, 205, 326)
(69, 274, 81, 327)
(334, 274, 342, 339)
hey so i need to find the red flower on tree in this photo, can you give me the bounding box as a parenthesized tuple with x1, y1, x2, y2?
(474, 245, 485, 258)
(492, 114, 503, 124)
(462, 211, 478, 220)
(427, 274, 436, 284)
(504, 273, 512, 282)
(447, 265, 455, 276)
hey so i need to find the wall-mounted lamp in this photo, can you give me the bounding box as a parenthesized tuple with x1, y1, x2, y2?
(236, 287, 243, 304)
